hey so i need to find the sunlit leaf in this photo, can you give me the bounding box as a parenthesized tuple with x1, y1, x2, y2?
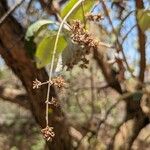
(25, 20, 56, 57)
(35, 32, 67, 68)
(137, 9, 150, 32)
(25, 20, 55, 41)
(60, 0, 95, 21)
(61, 0, 77, 18)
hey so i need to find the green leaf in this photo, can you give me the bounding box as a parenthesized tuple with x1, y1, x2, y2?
(60, 0, 95, 21)
(137, 9, 150, 32)
(25, 36, 36, 57)
(25, 20, 55, 57)
(61, 0, 77, 18)
(25, 20, 55, 41)
(35, 32, 67, 68)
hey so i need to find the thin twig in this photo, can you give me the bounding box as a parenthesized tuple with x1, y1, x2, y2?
(96, 100, 121, 137)
(0, 0, 24, 25)
(81, 1, 87, 28)
(122, 24, 136, 44)
(117, 10, 135, 36)
(95, 90, 144, 137)
(101, 0, 132, 76)
(74, 84, 109, 91)
(0, 0, 53, 50)
(74, 92, 88, 120)
(26, 0, 34, 13)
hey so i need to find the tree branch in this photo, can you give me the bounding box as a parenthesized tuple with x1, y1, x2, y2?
(136, 0, 146, 83)
(0, 1, 72, 149)
(122, 24, 137, 44)
(0, 85, 30, 109)
(101, 0, 132, 77)
(93, 48, 123, 94)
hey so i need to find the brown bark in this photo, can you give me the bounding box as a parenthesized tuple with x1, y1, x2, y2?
(93, 22, 149, 150)
(0, 85, 30, 109)
(93, 48, 122, 94)
(136, 0, 146, 83)
(112, 1, 149, 149)
(112, 104, 149, 150)
(0, 1, 72, 149)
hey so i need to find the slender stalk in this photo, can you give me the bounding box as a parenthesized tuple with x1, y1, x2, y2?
(81, 2, 86, 28)
(45, 0, 85, 126)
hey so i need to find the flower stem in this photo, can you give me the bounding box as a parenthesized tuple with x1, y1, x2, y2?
(45, 0, 85, 126)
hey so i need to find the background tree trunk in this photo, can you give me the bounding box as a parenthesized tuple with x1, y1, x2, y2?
(0, 1, 72, 149)
(113, 102, 149, 150)
(93, 45, 149, 150)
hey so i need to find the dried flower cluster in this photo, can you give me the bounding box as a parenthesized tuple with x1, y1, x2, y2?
(66, 20, 101, 69)
(64, 47, 90, 70)
(33, 76, 66, 90)
(33, 77, 65, 142)
(52, 76, 66, 88)
(48, 97, 60, 107)
(86, 13, 104, 22)
(71, 20, 99, 50)
(41, 126, 55, 141)
(79, 57, 89, 69)
(33, 79, 42, 89)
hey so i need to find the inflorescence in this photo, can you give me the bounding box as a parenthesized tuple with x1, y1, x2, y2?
(65, 20, 100, 69)
(34, 13, 104, 142)
(86, 12, 104, 22)
(41, 126, 55, 141)
(33, 76, 65, 141)
(71, 20, 99, 49)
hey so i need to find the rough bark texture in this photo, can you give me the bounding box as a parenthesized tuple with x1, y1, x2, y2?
(0, 1, 72, 149)
(112, 0, 149, 149)
(113, 104, 149, 150)
(0, 85, 30, 109)
(93, 28, 149, 150)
